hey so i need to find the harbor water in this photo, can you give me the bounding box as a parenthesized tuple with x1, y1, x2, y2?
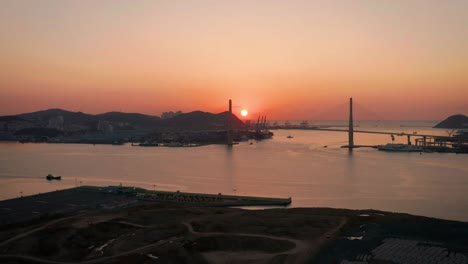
(1, 120, 467, 221)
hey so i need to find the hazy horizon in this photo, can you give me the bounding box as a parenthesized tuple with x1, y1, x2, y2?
(1, 106, 454, 122)
(1, 0, 467, 120)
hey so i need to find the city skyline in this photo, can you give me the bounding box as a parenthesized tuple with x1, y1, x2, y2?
(1, 0, 467, 120)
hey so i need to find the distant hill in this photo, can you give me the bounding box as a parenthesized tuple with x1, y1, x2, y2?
(0, 115, 26, 122)
(160, 111, 246, 131)
(18, 109, 95, 127)
(10, 109, 162, 131)
(95, 112, 161, 130)
(0, 109, 245, 140)
(434, 114, 468, 129)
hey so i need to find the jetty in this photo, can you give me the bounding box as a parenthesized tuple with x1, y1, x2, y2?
(135, 189, 291, 207)
(79, 185, 291, 206)
(0, 186, 291, 225)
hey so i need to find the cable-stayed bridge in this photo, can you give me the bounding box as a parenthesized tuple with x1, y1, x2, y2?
(233, 98, 452, 150)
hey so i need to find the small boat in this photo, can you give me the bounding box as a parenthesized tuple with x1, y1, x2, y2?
(378, 143, 422, 152)
(46, 174, 61, 180)
(287, 135, 294, 139)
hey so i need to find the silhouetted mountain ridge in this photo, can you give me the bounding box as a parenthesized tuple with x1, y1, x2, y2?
(161, 111, 245, 130)
(0, 108, 245, 135)
(0, 115, 27, 122)
(434, 114, 468, 129)
(96, 112, 161, 129)
(19, 108, 93, 124)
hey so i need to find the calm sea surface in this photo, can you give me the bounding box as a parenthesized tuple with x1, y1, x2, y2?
(1, 121, 467, 221)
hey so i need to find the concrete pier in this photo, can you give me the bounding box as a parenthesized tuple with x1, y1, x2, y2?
(87, 185, 291, 206)
(0, 186, 292, 225)
(136, 189, 292, 207)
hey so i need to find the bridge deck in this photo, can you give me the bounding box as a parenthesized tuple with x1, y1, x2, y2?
(270, 127, 446, 138)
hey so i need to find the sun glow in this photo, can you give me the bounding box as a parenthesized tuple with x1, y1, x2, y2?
(240, 109, 248, 117)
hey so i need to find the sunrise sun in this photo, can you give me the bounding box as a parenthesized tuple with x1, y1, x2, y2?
(240, 109, 248, 117)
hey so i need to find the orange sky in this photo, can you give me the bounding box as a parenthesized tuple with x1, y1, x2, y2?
(0, 0, 467, 120)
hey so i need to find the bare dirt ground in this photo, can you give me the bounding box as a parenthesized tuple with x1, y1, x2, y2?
(2, 204, 466, 264)
(185, 210, 347, 264)
(0, 204, 350, 263)
(71, 213, 121, 228)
